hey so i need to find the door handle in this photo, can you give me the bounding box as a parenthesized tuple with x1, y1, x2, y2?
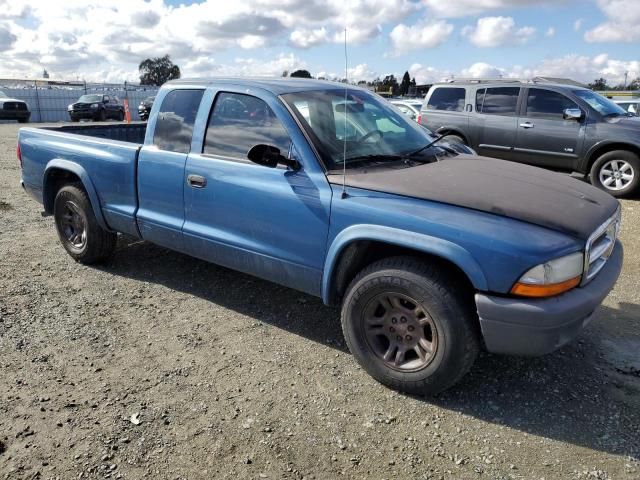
(519, 122, 534, 129)
(187, 174, 207, 188)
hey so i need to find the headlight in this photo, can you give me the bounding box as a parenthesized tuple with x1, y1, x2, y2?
(91, 103, 99, 108)
(68, 104, 73, 110)
(511, 252, 583, 297)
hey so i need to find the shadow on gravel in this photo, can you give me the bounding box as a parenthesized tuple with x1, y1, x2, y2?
(100, 237, 640, 461)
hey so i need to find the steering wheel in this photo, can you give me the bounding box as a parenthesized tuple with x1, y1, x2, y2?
(358, 129, 384, 143)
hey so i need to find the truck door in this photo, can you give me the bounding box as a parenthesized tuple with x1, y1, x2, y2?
(182, 89, 332, 296)
(513, 87, 584, 169)
(136, 88, 205, 250)
(473, 87, 521, 160)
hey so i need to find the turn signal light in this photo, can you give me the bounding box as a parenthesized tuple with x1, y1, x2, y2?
(17, 143, 22, 169)
(510, 275, 581, 298)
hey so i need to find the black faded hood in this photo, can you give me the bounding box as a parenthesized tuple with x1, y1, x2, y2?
(327, 156, 619, 240)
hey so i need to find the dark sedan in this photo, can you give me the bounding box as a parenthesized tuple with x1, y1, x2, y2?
(68, 94, 125, 122)
(0, 90, 30, 123)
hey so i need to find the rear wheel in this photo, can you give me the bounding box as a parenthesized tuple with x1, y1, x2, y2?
(96, 110, 106, 122)
(590, 150, 639, 197)
(54, 184, 117, 264)
(117, 110, 125, 121)
(341, 256, 479, 395)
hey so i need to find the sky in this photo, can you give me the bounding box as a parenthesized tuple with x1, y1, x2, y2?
(0, 0, 639, 86)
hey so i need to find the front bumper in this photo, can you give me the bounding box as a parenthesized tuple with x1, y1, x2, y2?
(69, 110, 99, 119)
(476, 241, 623, 356)
(0, 110, 30, 121)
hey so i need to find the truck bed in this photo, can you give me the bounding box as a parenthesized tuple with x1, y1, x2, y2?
(19, 123, 146, 238)
(39, 122, 147, 144)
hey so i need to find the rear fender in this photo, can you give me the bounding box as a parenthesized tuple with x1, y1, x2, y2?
(43, 159, 110, 231)
(322, 224, 488, 304)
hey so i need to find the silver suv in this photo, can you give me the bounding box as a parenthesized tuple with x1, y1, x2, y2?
(420, 78, 640, 197)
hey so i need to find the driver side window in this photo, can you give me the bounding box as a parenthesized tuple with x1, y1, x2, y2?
(204, 92, 291, 159)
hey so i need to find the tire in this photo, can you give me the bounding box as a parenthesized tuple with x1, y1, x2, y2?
(96, 110, 106, 122)
(589, 150, 640, 197)
(444, 134, 466, 145)
(17, 118, 29, 124)
(70, 116, 79, 122)
(53, 183, 117, 264)
(341, 256, 480, 395)
(117, 110, 125, 121)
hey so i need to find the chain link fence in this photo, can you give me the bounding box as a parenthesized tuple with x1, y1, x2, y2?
(0, 78, 159, 123)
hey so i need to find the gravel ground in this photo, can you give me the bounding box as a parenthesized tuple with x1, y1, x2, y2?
(1, 122, 639, 480)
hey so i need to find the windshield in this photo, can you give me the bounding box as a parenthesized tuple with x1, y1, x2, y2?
(573, 90, 628, 117)
(78, 94, 103, 103)
(282, 88, 443, 170)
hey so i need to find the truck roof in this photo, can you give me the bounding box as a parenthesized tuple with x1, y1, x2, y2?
(166, 77, 351, 95)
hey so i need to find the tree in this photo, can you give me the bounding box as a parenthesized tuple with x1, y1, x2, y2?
(399, 71, 411, 96)
(588, 77, 608, 91)
(290, 69, 312, 78)
(379, 74, 399, 95)
(627, 77, 640, 90)
(281, 70, 289, 77)
(139, 55, 181, 86)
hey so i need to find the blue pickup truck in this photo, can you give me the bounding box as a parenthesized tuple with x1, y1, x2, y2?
(18, 78, 623, 394)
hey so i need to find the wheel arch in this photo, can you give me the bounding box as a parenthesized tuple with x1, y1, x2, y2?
(583, 141, 640, 174)
(434, 126, 469, 144)
(43, 159, 109, 231)
(322, 225, 488, 305)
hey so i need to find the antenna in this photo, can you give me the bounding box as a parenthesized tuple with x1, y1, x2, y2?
(341, 28, 348, 199)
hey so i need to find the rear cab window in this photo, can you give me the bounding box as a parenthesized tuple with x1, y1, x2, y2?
(426, 88, 466, 112)
(153, 89, 205, 153)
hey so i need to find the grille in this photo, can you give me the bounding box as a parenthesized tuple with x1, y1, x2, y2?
(583, 208, 621, 284)
(3, 102, 27, 111)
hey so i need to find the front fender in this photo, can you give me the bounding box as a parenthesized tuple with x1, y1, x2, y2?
(43, 159, 110, 231)
(321, 224, 489, 304)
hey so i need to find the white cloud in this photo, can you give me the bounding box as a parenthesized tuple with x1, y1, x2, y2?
(405, 54, 639, 87)
(421, 0, 569, 18)
(347, 63, 378, 82)
(460, 62, 506, 78)
(545, 27, 555, 37)
(574, 18, 584, 31)
(0, 0, 416, 80)
(389, 20, 454, 55)
(462, 16, 535, 47)
(289, 27, 329, 48)
(584, 0, 640, 42)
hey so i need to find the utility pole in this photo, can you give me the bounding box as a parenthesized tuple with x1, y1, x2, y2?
(624, 71, 629, 89)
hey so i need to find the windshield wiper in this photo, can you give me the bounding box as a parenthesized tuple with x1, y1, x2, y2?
(406, 132, 453, 157)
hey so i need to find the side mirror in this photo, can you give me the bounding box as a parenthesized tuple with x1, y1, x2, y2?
(563, 108, 583, 121)
(247, 144, 300, 170)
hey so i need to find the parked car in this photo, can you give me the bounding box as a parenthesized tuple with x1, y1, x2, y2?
(614, 99, 640, 116)
(390, 99, 423, 122)
(18, 78, 623, 395)
(0, 90, 30, 123)
(68, 94, 125, 122)
(419, 79, 640, 197)
(138, 96, 155, 121)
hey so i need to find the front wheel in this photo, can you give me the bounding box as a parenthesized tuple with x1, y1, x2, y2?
(590, 150, 639, 197)
(341, 257, 480, 395)
(54, 184, 117, 264)
(443, 134, 466, 145)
